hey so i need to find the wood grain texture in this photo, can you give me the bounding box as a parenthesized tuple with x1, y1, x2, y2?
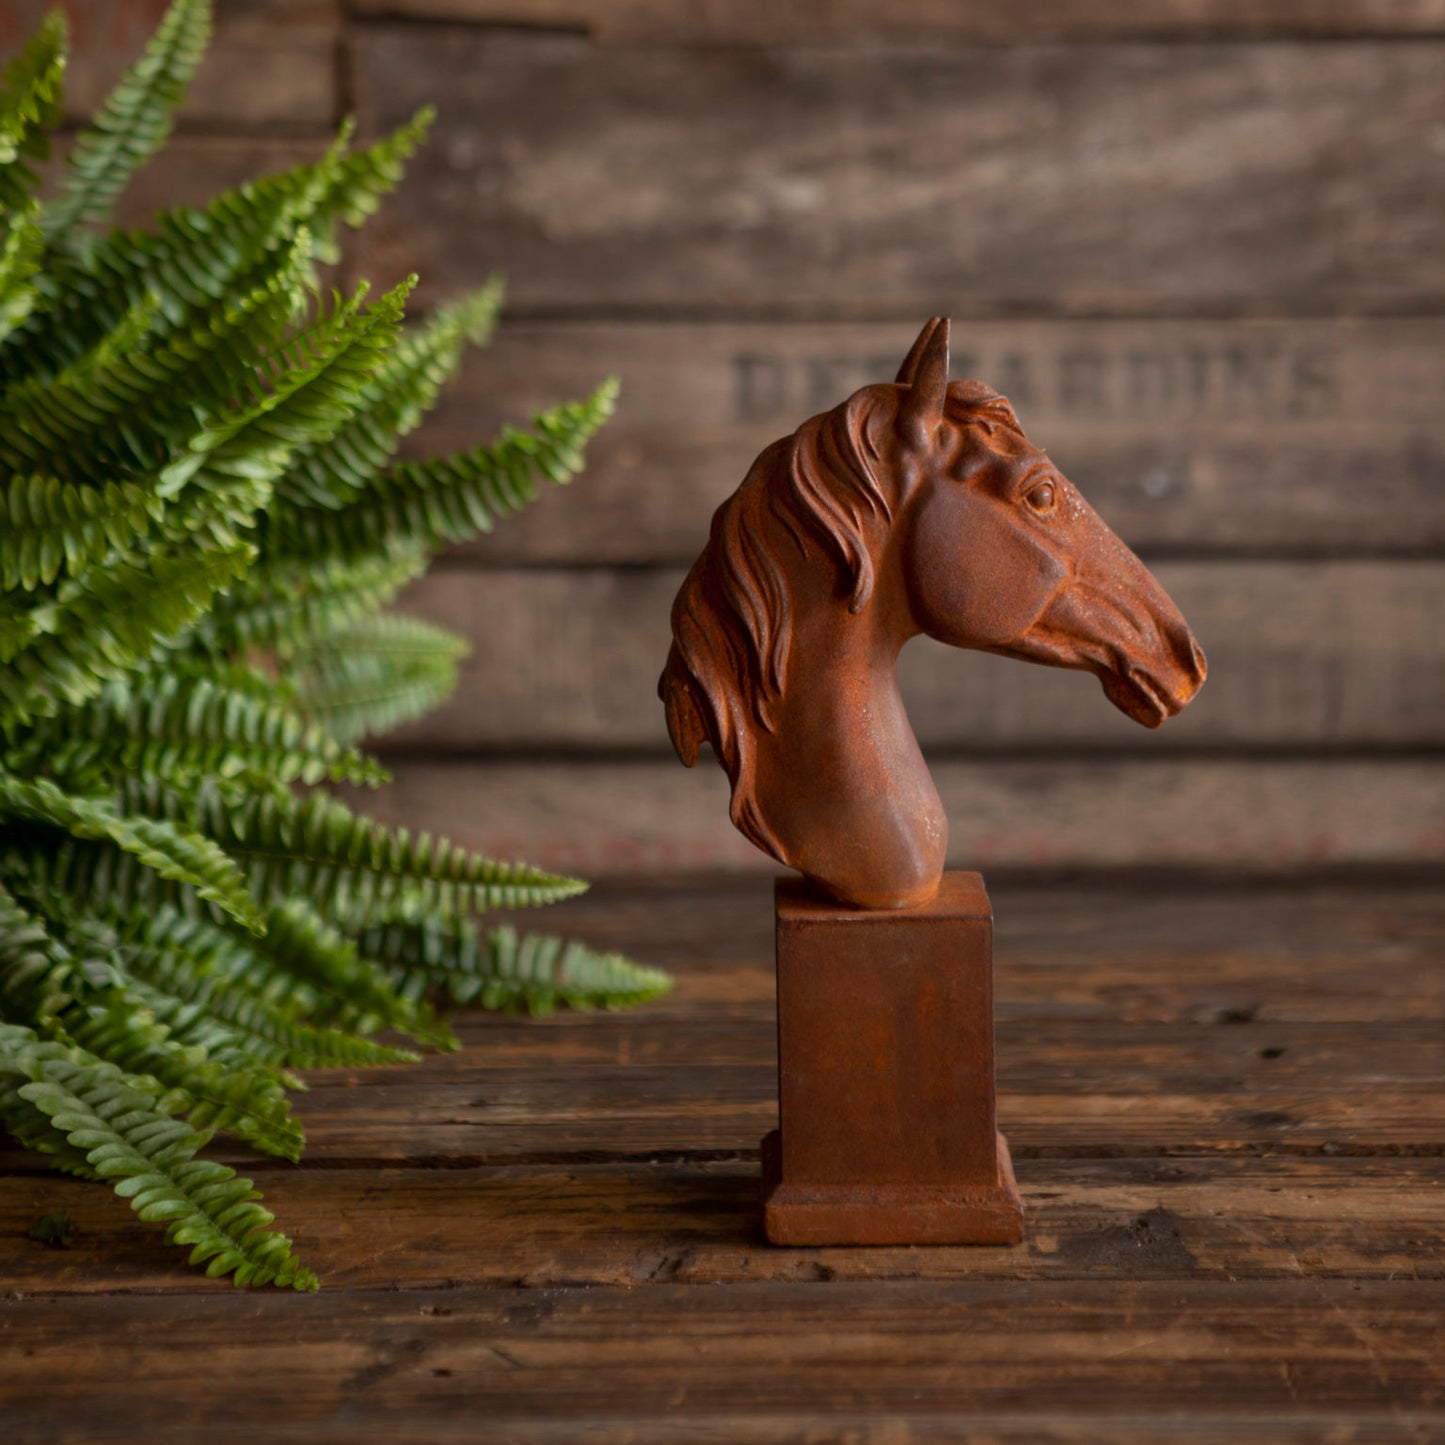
(388, 561, 1445, 750)
(4, 1157, 1443, 1292)
(351, 0, 1445, 42)
(490, 874, 1445, 1024)
(354, 30, 1445, 314)
(232, 921, 1445, 1162)
(0, 878, 1439, 1438)
(0, 0, 342, 129)
(2, 1281, 1440, 1439)
(155, 1023, 1445, 1165)
(347, 756, 1445, 874)
(420, 317, 1445, 563)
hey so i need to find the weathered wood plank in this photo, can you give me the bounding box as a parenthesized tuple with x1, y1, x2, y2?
(351, 0, 1445, 42)
(198, 878, 1445, 1165)
(513, 875, 1445, 987)
(386, 561, 1445, 750)
(421, 317, 1445, 563)
(4, 882, 1437, 1279)
(2, 1281, 1441, 1437)
(3, 1412, 1433, 1445)
(200, 1017, 1443, 1164)
(0, 878, 1438, 1435)
(346, 757, 1445, 874)
(346, 1015, 1445, 1091)
(3, 1157, 1442, 1293)
(354, 32, 1445, 314)
(5, 878, 1436, 1174)
(0, 1, 342, 129)
(481, 875, 1445, 1025)
(210, 1078, 1445, 1167)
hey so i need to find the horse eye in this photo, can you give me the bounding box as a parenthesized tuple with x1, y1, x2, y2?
(1026, 481, 1056, 514)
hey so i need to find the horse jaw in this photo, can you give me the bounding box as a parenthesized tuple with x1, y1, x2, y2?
(1010, 555, 1208, 729)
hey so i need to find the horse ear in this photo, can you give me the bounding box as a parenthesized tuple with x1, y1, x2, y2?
(895, 316, 949, 449)
(895, 317, 941, 386)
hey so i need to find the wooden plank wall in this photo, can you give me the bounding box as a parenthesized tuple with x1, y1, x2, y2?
(12, 0, 1444, 876)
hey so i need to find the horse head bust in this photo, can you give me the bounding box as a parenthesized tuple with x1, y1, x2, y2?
(659, 318, 1207, 910)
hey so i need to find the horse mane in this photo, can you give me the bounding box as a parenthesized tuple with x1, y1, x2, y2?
(659, 379, 1022, 859)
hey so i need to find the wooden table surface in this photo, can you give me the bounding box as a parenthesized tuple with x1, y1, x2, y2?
(2, 875, 1442, 1441)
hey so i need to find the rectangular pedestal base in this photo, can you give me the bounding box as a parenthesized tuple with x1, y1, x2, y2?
(765, 873, 1024, 1247)
(762, 1127, 1024, 1246)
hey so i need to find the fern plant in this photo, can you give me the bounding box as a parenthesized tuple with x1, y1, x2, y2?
(0, 1, 669, 1291)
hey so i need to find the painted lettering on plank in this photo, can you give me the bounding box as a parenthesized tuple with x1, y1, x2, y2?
(733, 343, 1337, 425)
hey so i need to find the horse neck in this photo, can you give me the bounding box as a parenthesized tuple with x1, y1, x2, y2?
(755, 549, 947, 908)
(776, 587, 909, 743)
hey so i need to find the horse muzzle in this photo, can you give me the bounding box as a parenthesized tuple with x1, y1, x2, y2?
(1098, 621, 1207, 728)
(1019, 569, 1208, 730)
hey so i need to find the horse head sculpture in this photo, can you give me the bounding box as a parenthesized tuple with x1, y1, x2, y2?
(659, 318, 1207, 910)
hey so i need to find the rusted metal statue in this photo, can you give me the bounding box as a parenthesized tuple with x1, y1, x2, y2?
(660, 318, 1206, 1243)
(661, 317, 1206, 909)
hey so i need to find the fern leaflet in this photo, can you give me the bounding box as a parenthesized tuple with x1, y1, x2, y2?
(3, 1026, 317, 1289)
(274, 378, 619, 561)
(41, 0, 211, 241)
(196, 786, 587, 925)
(0, 474, 156, 591)
(364, 919, 673, 1015)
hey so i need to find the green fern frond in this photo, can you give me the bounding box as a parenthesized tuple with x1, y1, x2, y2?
(0, 594, 38, 662)
(3, 1028, 316, 1289)
(0, 877, 52, 968)
(78, 894, 428, 1050)
(115, 900, 442, 1051)
(1, 125, 340, 385)
(290, 613, 469, 744)
(5, 674, 386, 789)
(291, 649, 458, 746)
(41, 0, 211, 241)
(0, 1079, 99, 1178)
(57, 994, 304, 1161)
(443, 278, 508, 347)
(120, 971, 419, 1072)
(0, 11, 66, 215)
(0, 3, 634, 1291)
(364, 919, 673, 1015)
(0, 474, 156, 592)
(275, 277, 503, 512)
(307, 105, 434, 262)
(0, 772, 263, 932)
(0, 540, 253, 725)
(164, 279, 409, 489)
(119, 904, 321, 1018)
(199, 545, 428, 656)
(0, 878, 73, 1022)
(3, 834, 177, 926)
(20, 107, 424, 383)
(247, 899, 451, 1046)
(159, 278, 415, 551)
(275, 377, 619, 561)
(54, 288, 162, 381)
(0, 232, 309, 489)
(195, 786, 587, 925)
(0, 9, 65, 157)
(0, 210, 43, 338)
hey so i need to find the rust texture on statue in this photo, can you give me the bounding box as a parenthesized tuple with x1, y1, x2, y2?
(763, 872, 1024, 1246)
(660, 317, 1207, 909)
